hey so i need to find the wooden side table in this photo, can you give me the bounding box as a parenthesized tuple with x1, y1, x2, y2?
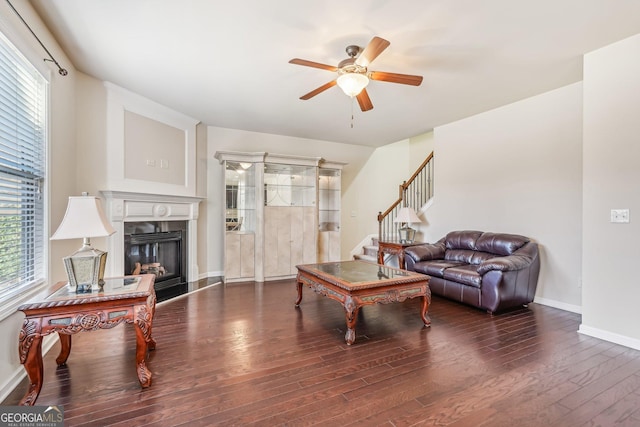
(17, 274, 156, 406)
(377, 240, 424, 269)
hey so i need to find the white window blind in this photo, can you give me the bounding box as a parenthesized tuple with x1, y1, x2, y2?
(0, 30, 47, 299)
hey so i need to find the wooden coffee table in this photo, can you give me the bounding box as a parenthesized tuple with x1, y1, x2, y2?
(17, 274, 156, 406)
(295, 260, 431, 345)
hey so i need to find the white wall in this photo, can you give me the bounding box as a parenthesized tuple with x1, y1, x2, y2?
(409, 131, 435, 172)
(580, 33, 640, 349)
(420, 82, 584, 312)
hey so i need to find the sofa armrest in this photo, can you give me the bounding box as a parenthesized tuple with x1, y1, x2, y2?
(405, 241, 446, 263)
(477, 242, 538, 275)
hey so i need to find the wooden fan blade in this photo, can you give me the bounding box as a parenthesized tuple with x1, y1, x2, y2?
(300, 80, 337, 100)
(356, 36, 390, 67)
(289, 58, 338, 72)
(356, 89, 374, 112)
(369, 71, 423, 86)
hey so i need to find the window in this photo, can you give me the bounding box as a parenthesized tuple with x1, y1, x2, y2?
(0, 30, 47, 301)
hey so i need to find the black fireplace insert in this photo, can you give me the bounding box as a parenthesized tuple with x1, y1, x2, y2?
(124, 221, 187, 297)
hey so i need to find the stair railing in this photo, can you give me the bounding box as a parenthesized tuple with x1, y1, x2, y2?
(378, 152, 434, 242)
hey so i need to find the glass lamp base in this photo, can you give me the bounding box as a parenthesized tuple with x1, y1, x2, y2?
(398, 226, 416, 244)
(62, 245, 108, 293)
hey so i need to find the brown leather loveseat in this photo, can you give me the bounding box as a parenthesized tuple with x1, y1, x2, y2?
(404, 230, 540, 313)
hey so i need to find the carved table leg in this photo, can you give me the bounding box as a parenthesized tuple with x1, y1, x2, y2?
(146, 299, 157, 351)
(134, 303, 153, 388)
(421, 295, 431, 327)
(148, 336, 157, 351)
(134, 321, 152, 388)
(56, 333, 72, 365)
(295, 280, 303, 306)
(19, 334, 43, 406)
(344, 297, 360, 345)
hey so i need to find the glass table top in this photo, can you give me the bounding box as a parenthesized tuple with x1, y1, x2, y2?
(303, 260, 413, 285)
(48, 276, 143, 299)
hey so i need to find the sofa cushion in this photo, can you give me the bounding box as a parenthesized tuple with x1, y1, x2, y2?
(405, 242, 446, 263)
(444, 230, 483, 250)
(445, 249, 496, 265)
(444, 249, 476, 264)
(475, 232, 529, 256)
(442, 264, 482, 288)
(414, 260, 465, 278)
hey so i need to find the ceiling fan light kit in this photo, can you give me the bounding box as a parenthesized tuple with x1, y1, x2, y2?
(337, 72, 369, 97)
(289, 36, 423, 112)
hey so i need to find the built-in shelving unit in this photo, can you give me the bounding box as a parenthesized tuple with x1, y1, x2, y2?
(317, 167, 342, 262)
(216, 151, 345, 283)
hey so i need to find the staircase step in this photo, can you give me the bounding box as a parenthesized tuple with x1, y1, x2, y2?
(354, 254, 378, 263)
(363, 245, 379, 257)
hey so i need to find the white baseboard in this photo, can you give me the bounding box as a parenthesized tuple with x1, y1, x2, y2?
(199, 270, 223, 280)
(0, 334, 59, 404)
(578, 324, 640, 351)
(533, 296, 582, 314)
(535, 298, 640, 351)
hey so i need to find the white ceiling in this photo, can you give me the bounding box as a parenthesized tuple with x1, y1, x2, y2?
(29, 0, 640, 147)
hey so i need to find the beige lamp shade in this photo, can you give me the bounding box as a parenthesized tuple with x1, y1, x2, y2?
(51, 195, 115, 240)
(394, 207, 422, 225)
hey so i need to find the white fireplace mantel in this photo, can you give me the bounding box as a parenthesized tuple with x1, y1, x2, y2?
(101, 191, 203, 281)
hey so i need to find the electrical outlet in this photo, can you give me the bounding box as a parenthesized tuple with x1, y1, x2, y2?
(610, 209, 630, 223)
(146, 159, 156, 167)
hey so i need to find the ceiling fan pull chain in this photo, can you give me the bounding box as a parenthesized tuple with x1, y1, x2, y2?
(351, 97, 355, 129)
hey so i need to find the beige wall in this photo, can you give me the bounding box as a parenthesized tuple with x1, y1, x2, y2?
(124, 111, 187, 186)
(421, 82, 584, 312)
(196, 123, 209, 276)
(581, 33, 640, 348)
(74, 72, 110, 258)
(76, 72, 108, 195)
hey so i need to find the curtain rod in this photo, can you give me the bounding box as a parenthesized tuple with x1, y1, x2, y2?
(5, 0, 68, 76)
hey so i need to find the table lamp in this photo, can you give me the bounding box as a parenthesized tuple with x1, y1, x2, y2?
(394, 207, 422, 243)
(50, 193, 116, 292)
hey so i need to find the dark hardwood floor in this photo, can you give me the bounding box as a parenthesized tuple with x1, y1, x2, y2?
(4, 278, 640, 426)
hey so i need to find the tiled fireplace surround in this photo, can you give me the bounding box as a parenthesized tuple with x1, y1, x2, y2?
(101, 191, 202, 283)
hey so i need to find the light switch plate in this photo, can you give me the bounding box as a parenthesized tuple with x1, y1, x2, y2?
(610, 209, 630, 223)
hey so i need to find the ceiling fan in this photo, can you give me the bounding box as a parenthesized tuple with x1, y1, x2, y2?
(289, 36, 423, 112)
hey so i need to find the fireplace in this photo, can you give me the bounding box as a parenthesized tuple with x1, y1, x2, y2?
(124, 221, 187, 292)
(101, 191, 203, 298)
